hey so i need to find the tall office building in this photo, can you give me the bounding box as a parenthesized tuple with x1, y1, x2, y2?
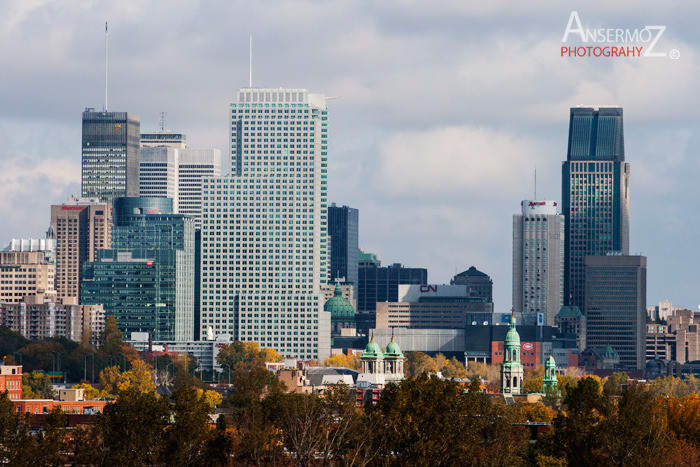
(451, 266, 493, 304)
(140, 131, 187, 149)
(512, 200, 565, 325)
(139, 146, 179, 212)
(178, 149, 222, 229)
(51, 198, 111, 304)
(81, 109, 140, 202)
(585, 254, 646, 370)
(139, 145, 222, 228)
(562, 106, 630, 308)
(200, 88, 330, 360)
(328, 204, 359, 286)
(81, 197, 195, 340)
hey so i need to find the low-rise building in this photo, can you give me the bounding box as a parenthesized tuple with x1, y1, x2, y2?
(0, 365, 22, 400)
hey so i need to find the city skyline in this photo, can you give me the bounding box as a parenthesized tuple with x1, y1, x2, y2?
(0, 2, 698, 312)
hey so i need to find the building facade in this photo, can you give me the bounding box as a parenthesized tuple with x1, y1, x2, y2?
(562, 106, 630, 309)
(81, 109, 140, 202)
(451, 266, 493, 304)
(50, 198, 111, 304)
(512, 200, 565, 325)
(328, 204, 359, 286)
(199, 88, 331, 360)
(0, 252, 55, 304)
(584, 254, 646, 370)
(0, 295, 104, 344)
(646, 309, 700, 363)
(0, 366, 22, 400)
(140, 132, 187, 149)
(139, 146, 179, 212)
(81, 197, 195, 341)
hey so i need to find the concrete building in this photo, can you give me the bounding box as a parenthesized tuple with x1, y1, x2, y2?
(50, 198, 111, 304)
(562, 107, 630, 309)
(139, 146, 179, 212)
(584, 254, 646, 370)
(646, 309, 700, 363)
(139, 146, 222, 228)
(374, 284, 492, 330)
(81, 109, 140, 202)
(512, 200, 565, 325)
(128, 332, 235, 371)
(0, 251, 55, 304)
(555, 306, 586, 351)
(81, 197, 195, 341)
(199, 88, 331, 360)
(140, 131, 187, 149)
(328, 204, 359, 286)
(647, 300, 683, 322)
(451, 266, 493, 304)
(0, 294, 104, 344)
(3, 236, 56, 264)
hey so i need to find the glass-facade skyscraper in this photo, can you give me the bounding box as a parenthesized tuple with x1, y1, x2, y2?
(82, 109, 140, 203)
(200, 88, 330, 360)
(81, 197, 195, 340)
(328, 204, 359, 286)
(562, 106, 630, 308)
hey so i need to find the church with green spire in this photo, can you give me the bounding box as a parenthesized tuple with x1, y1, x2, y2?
(501, 315, 524, 395)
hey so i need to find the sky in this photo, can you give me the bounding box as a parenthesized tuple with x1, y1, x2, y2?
(0, 0, 698, 312)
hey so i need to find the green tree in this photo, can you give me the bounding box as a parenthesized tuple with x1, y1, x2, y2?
(602, 371, 629, 396)
(441, 357, 469, 379)
(0, 391, 31, 465)
(100, 315, 124, 356)
(163, 386, 217, 465)
(89, 388, 170, 466)
(22, 371, 54, 399)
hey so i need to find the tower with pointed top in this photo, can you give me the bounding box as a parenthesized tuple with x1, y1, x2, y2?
(501, 315, 524, 395)
(542, 355, 559, 396)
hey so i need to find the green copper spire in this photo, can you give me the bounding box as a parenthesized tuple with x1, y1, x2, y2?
(324, 281, 355, 320)
(542, 355, 560, 396)
(504, 315, 521, 364)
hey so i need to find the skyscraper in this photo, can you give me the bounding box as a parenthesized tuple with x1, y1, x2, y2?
(81, 109, 140, 202)
(200, 88, 330, 360)
(50, 198, 111, 304)
(562, 106, 630, 308)
(139, 146, 179, 212)
(512, 200, 565, 325)
(81, 197, 195, 340)
(451, 266, 493, 304)
(585, 254, 646, 370)
(328, 204, 359, 286)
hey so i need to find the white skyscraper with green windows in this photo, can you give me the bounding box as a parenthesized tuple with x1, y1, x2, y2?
(200, 88, 331, 360)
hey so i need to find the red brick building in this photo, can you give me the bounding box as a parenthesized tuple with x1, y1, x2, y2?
(0, 365, 23, 400)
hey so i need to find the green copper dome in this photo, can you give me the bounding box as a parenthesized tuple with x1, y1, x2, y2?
(504, 315, 520, 347)
(324, 282, 355, 320)
(362, 338, 382, 359)
(383, 336, 404, 359)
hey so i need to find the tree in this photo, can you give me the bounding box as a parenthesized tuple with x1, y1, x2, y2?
(405, 351, 440, 376)
(22, 371, 54, 399)
(163, 386, 217, 465)
(98, 362, 154, 396)
(441, 357, 469, 379)
(0, 391, 31, 464)
(100, 315, 124, 356)
(88, 388, 170, 466)
(324, 353, 361, 370)
(72, 382, 112, 400)
(98, 366, 122, 396)
(602, 371, 629, 396)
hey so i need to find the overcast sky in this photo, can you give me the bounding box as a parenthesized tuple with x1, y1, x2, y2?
(1, 1, 698, 311)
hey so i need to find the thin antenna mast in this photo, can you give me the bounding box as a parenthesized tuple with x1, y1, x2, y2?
(104, 22, 108, 111)
(159, 111, 167, 133)
(249, 35, 253, 87)
(534, 167, 537, 200)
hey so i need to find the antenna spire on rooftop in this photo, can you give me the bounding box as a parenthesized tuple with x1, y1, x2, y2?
(104, 21, 108, 111)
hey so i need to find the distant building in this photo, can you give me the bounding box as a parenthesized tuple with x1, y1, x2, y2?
(0, 251, 55, 304)
(139, 146, 179, 212)
(451, 266, 493, 304)
(0, 294, 104, 345)
(555, 305, 586, 351)
(374, 284, 492, 330)
(328, 204, 359, 286)
(323, 283, 356, 335)
(51, 198, 111, 304)
(356, 263, 428, 334)
(81, 109, 140, 202)
(562, 107, 630, 309)
(0, 366, 22, 400)
(512, 200, 565, 325)
(585, 254, 646, 370)
(140, 131, 187, 149)
(647, 300, 683, 322)
(81, 197, 195, 341)
(128, 332, 235, 371)
(357, 336, 405, 390)
(3, 234, 56, 265)
(358, 250, 381, 268)
(579, 346, 621, 371)
(646, 309, 700, 363)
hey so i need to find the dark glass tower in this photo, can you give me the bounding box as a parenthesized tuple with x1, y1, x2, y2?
(328, 204, 359, 285)
(82, 109, 140, 203)
(81, 197, 195, 341)
(562, 107, 630, 308)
